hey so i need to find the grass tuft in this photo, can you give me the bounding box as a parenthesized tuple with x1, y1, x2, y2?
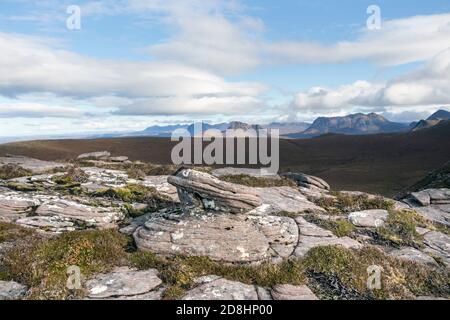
(0, 165, 32, 180)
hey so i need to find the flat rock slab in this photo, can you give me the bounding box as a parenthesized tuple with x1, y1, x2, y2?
(390, 248, 438, 267)
(410, 189, 450, 206)
(423, 231, 450, 267)
(248, 214, 298, 258)
(281, 172, 330, 191)
(348, 209, 389, 228)
(294, 216, 362, 258)
(0, 156, 64, 174)
(255, 187, 324, 214)
(212, 167, 281, 179)
(403, 189, 450, 227)
(134, 212, 271, 263)
(0, 193, 39, 222)
(36, 199, 124, 229)
(77, 151, 111, 160)
(86, 267, 162, 299)
(15, 216, 77, 234)
(183, 278, 259, 300)
(0, 281, 27, 300)
(414, 205, 450, 227)
(271, 284, 318, 300)
(82, 167, 128, 188)
(141, 175, 179, 201)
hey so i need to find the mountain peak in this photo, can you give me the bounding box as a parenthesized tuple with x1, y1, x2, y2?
(299, 112, 407, 137)
(427, 109, 450, 121)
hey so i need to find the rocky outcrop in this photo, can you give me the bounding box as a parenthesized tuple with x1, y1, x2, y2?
(293, 216, 362, 258)
(168, 169, 262, 213)
(0, 193, 39, 222)
(271, 284, 318, 300)
(85, 267, 162, 299)
(348, 209, 389, 228)
(0, 281, 27, 300)
(281, 172, 330, 191)
(254, 187, 324, 214)
(77, 151, 111, 160)
(141, 175, 179, 201)
(168, 169, 322, 214)
(16, 216, 78, 233)
(0, 155, 64, 174)
(402, 189, 450, 227)
(134, 169, 332, 264)
(389, 248, 438, 267)
(212, 167, 281, 179)
(423, 231, 450, 267)
(134, 211, 271, 263)
(35, 199, 124, 229)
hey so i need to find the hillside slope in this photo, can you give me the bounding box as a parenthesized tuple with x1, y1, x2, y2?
(1, 121, 449, 196)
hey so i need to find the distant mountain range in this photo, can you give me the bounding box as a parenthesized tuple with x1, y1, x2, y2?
(0, 109, 448, 144)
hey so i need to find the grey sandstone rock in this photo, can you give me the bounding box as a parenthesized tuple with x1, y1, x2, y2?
(0, 193, 39, 222)
(271, 284, 318, 300)
(281, 172, 330, 191)
(423, 231, 450, 267)
(390, 247, 438, 267)
(16, 216, 77, 234)
(182, 278, 259, 300)
(168, 169, 261, 213)
(348, 209, 389, 228)
(0, 155, 64, 174)
(86, 267, 162, 299)
(141, 175, 179, 201)
(294, 216, 362, 258)
(134, 212, 271, 263)
(212, 167, 281, 179)
(0, 281, 27, 300)
(109, 156, 129, 162)
(77, 151, 111, 160)
(254, 187, 324, 214)
(36, 199, 124, 229)
(403, 189, 450, 227)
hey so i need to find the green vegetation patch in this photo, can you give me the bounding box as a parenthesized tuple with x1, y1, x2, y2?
(313, 192, 395, 215)
(219, 174, 297, 188)
(52, 167, 89, 185)
(0, 164, 32, 180)
(303, 214, 355, 237)
(0, 222, 35, 243)
(1, 229, 130, 299)
(129, 252, 306, 300)
(2, 226, 448, 300)
(93, 184, 174, 216)
(304, 245, 449, 300)
(5, 182, 41, 192)
(374, 210, 426, 248)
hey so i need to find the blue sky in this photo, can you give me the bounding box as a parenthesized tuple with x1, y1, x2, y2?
(0, 0, 450, 137)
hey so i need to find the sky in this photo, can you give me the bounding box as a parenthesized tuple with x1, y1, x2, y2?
(0, 0, 450, 137)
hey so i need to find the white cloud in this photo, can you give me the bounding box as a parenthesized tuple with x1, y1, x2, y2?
(291, 49, 450, 115)
(0, 102, 84, 118)
(265, 13, 450, 66)
(0, 31, 266, 117)
(113, 96, 262, 116)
